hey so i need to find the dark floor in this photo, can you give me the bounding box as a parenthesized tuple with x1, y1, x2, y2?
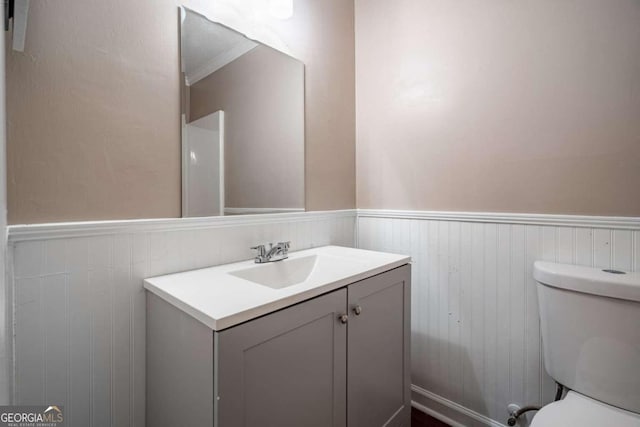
(411, 408, 450, 427)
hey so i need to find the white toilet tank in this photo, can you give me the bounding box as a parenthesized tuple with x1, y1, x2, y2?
(534, 261, 640, 414)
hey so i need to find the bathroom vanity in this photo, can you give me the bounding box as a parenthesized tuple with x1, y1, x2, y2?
(144, 245, 411, 427)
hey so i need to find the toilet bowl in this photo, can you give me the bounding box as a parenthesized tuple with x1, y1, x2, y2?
(532, 262, 640, 426)
(530, 391, 640, 427)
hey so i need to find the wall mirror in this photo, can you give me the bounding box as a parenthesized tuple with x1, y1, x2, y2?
(180, 7, 305, 217)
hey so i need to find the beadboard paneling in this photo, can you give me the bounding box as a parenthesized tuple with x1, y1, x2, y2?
(10, 209, 639, 427)
(9, 210, 356, 427)
(357, 214, 639, 426)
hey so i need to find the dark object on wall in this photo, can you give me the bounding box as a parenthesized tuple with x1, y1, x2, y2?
(5, 0, 15, 31)
(5, 0, 28, 52)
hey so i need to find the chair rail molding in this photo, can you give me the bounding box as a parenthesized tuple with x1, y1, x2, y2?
(358, 209, 640, 230)
(8, 209, 356, 242)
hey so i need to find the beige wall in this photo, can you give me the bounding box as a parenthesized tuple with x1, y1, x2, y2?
(6, 0, 355, 224)
(190, 45, 304, 210)
(356, 0, 640, 216)
(6, 1, 182, 224)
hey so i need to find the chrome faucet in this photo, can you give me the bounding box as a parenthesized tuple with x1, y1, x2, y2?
(251, 241, 291, 263)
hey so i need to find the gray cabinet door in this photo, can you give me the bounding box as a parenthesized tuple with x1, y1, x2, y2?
(217, 289, 348, 427)
(347, 265, 411, 427)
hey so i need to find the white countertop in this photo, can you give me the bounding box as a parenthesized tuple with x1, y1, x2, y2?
(144, 245, 410, 330)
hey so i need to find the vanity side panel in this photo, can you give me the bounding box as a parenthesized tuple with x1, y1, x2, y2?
(146, 292, 214, 427)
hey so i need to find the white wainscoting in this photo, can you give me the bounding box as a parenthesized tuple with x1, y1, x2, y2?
(357, 210, 640, 427)
(8, 210, 356, 427)
(8, 208, 640, 427)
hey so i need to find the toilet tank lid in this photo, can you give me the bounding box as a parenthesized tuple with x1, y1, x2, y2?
(534, 261, 640, 303)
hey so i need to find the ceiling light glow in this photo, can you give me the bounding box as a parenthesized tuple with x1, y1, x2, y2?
(268, 0, 293, 19)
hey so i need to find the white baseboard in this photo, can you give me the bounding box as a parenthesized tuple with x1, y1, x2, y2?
(412, 400, 467, 427)
(412, 385, 508, 427)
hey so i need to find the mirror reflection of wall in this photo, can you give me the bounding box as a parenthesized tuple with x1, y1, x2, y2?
(180, 8, 305, 217)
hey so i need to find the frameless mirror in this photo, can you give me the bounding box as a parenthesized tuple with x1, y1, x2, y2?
(180, 7, 305, 217)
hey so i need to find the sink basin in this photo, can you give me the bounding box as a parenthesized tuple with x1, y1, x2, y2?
(144, 245, 411, 330)
(229, 255, 318, 289)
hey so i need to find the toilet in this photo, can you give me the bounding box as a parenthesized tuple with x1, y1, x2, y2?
(532, 261, 640, 426)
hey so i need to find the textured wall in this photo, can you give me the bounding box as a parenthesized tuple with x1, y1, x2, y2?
(6, 0, 355, 224)
(356, 0, 640, 216)
(6, 0, 182, 224)
(190, 45, 304, 210)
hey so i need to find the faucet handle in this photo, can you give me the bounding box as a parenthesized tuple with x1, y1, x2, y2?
(278, 241, 291, 252)
(250, 244, 266, 256)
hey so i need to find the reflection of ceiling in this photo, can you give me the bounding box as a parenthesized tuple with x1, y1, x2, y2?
(182, 9, 258, 86)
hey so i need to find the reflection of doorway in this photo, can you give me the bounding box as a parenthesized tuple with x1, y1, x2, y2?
(182, 111, 225, 217)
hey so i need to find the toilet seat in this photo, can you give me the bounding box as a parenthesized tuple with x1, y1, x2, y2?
(531, 391, 640, 427)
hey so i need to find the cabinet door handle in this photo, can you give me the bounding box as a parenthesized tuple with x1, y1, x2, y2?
(339, 314, 349, 324)
(353, 305, 362, 316)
